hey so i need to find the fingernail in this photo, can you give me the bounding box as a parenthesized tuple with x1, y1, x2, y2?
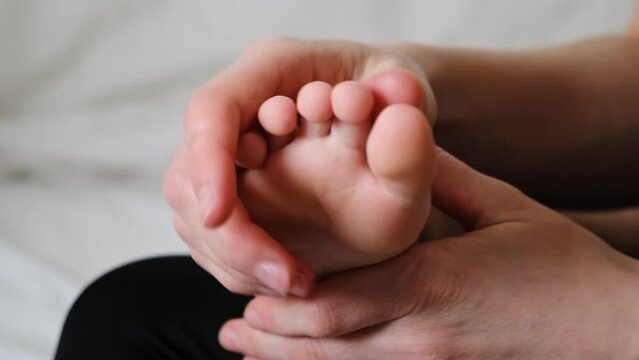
(255, 262, 288, 295)
(244, 308, 263, 330)
(197, 187, 213, 223)
(290, 270, 310, 297)
(220, 327, 239, 351)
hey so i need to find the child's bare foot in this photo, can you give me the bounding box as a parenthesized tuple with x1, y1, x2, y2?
(239, 70, 437, 275)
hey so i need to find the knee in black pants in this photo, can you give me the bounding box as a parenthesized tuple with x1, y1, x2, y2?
(55, 256, 249, 360)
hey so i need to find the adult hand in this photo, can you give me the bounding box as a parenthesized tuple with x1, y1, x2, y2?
(163, 38, 436, 296)
(219, 150, 639, 359)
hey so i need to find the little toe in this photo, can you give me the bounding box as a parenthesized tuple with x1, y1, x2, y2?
(366, 104, 436, 200)
(331, 81, 374, 148)
(258, 95, 298, 136)
(297, 81, 333, 137)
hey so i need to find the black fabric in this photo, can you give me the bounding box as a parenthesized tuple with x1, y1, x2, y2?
(55, 256, 249, 360)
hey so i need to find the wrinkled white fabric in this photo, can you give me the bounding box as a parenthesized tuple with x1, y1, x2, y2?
(0, 1, 635, 358)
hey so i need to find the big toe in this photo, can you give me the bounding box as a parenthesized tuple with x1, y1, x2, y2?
(362, 69, 426, 116)
(366, 104, 436, 200)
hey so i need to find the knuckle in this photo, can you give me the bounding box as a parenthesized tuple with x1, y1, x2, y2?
(184, 86, 212, 119)
(172, 214, 191, 241)
(184, 90, 225, 139)
(245, 36, 296, 55)
(184, 90, 206, 129)
(190, 250, 252, 295)
(184, 94, 237, 146)
(502, 181, 524, 197)
(162, 146, 193, 213)
(413, 243, 469, 308)
(188, 248, 209, 270)
(162, 166, 184, 210)
(393, 327, 459, 360)
(220, 279, 250, 296)
(291, 338, 325, 360)
(427, 333, 463, 360)
(306, 301, 339, 337)
(213, 272, 254, 296)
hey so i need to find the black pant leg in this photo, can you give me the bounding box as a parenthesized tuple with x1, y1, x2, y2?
(55, 256, 249, 360)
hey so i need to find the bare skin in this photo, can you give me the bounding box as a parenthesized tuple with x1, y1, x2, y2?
(163, 7, 639, 359)
(165, 29, 639, 297)
(239, 74, 435, 276)
(165, 40, 437, 295)
(220, 151, 639, 360)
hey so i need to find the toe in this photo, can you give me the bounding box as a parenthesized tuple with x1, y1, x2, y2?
(366, 104, 436, 200)
(297, 81, 333, 137)
(361, 69, 428, 119)
(297, 81, 333, 122)
(331, 81, 374, 124)
(331, 81, 374, 149)
(258, 96, 298, 136)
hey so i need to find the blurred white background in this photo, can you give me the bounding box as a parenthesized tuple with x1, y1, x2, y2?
(0, 0, 635, 358)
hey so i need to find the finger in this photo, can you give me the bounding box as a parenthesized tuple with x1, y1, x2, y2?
(172, 213, 269, 295)
(186, 94, 240, 227)
(237, 132, 268, 169)
(220, 319, 350, 360)
(163, 145, 194, 217)
(171, 183, 311, 297)
(242, 247, 423, 337)
(188, 246, 257, 295)
(185, 38, 346, 227)
(189, 244, 286, 297)
(208, 204, 313, 297)
(185, 51, 283, 226)
(432, 148, 534, 230)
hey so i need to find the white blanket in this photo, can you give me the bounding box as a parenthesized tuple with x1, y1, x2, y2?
(0, 0, 635, 358)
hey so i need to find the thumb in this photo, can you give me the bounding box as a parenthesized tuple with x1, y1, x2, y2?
(432, 148, 534, 230)
(241, 246, 425, 338)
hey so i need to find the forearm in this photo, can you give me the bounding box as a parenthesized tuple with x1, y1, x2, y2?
(394, 37, 639, 208)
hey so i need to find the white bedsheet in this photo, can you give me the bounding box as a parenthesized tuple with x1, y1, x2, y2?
(1, 1, 635, 358)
